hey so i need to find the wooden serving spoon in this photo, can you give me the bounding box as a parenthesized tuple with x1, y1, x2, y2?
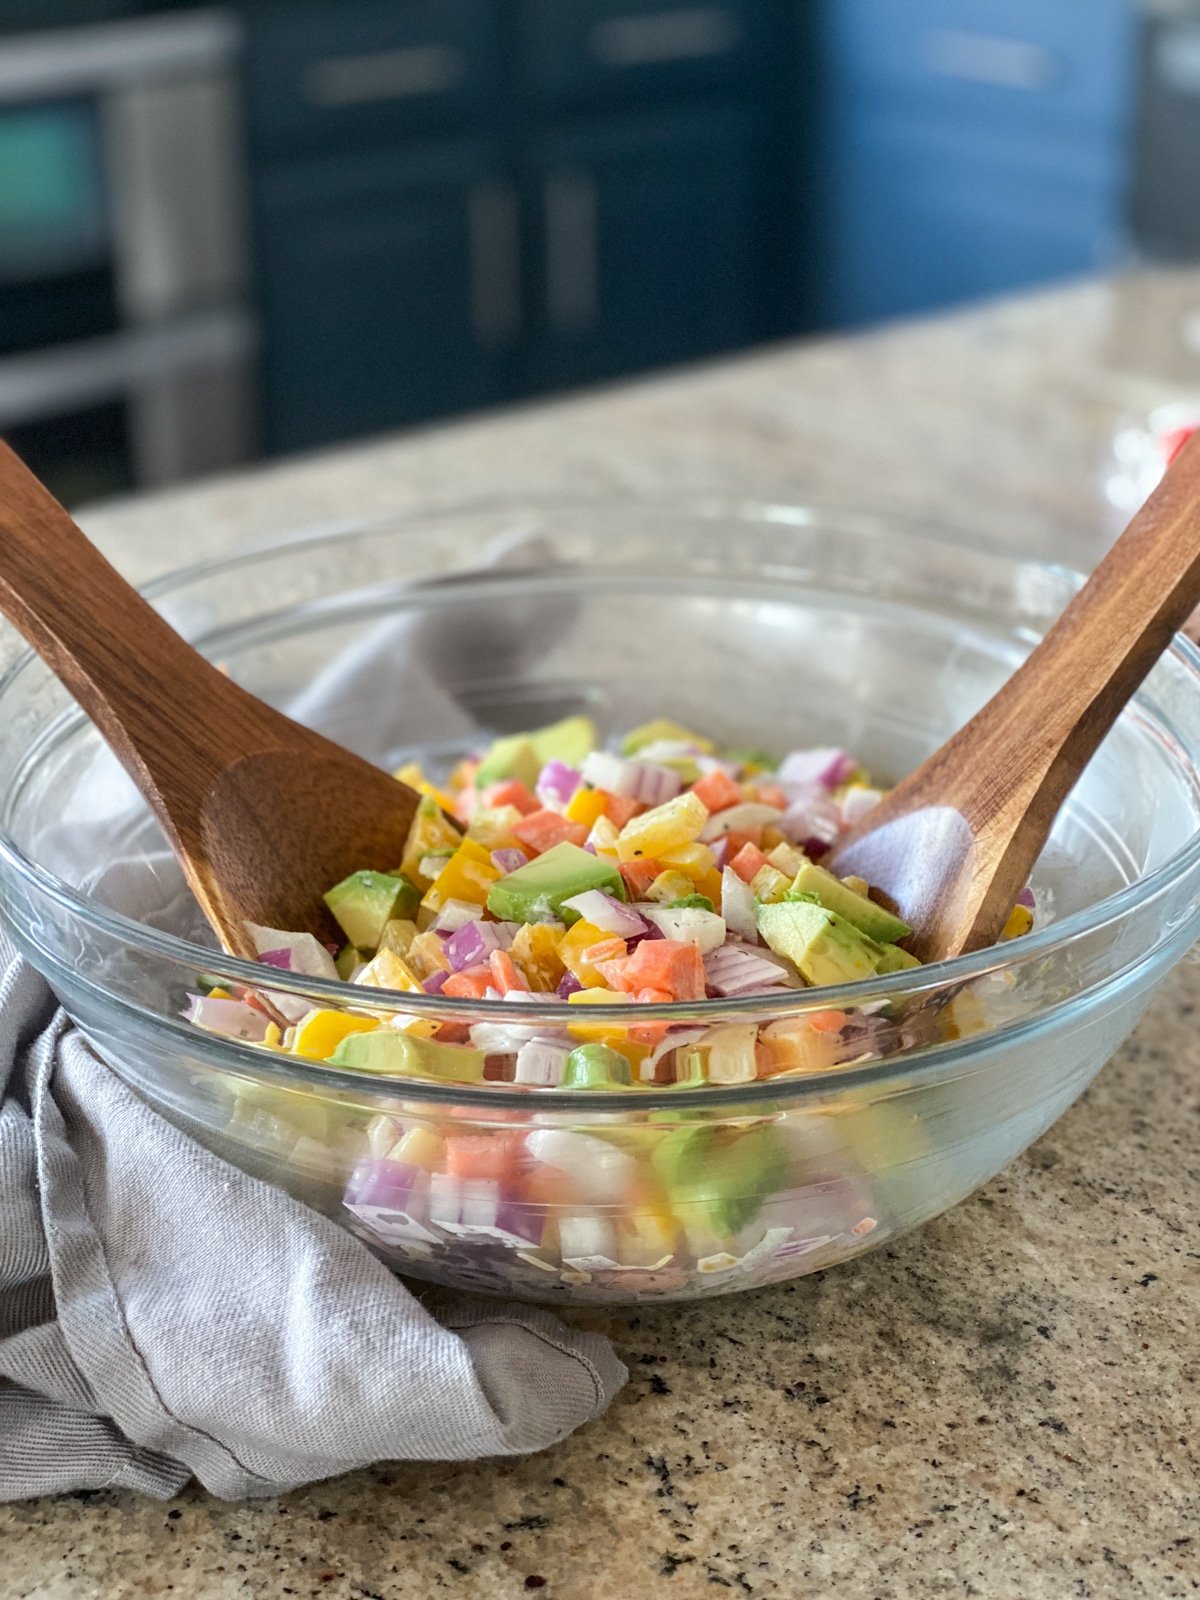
(0, 440, 432, 961)
(826, 432, 1200, 964)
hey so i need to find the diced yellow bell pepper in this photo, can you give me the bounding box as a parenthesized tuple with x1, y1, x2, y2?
(405, 929, 451, 980)
(695, 868, 724, 907)
(510, 921, 567, 992)
(645, 869, 696, 904)
(394, 761, 457, 814)
(659, 840, 717, 879)
(567, 986, 633, 1042)
(289, 1009, 380, 1061)
(420, 837, 500, 913)
(586, 815, 620, 857)
(466, 804, 523, 851)
(1002, 903, 1034, 940)
(942, 989, 989, 1041)
(564, 785, 609, 828)
(262, 1022, 283, 1051)
(206, 986, 234, 1001)
(400, 798, 463, 883)
(766, 841, 806, 878)
(378, 918, 417, 956)
(558, 919, 621, 987)
(621, 1185, 680, 1263)
(616, 791, 708, 861)
(354, 949, 423, 993)
(750, 864, 791, 904)
(392, 1125, 444, 1170)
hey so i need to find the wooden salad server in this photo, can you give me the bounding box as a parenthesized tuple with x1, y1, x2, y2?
(826, 432, 1200, 964)
(0, 440, 431, 961)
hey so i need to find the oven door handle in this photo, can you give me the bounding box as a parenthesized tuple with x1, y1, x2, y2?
(0, 311, 256, 428)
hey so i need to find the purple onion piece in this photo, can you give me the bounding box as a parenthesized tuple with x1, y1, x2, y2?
(422, 970, 450, 994)
(491, 847, 528, 874)
(536, 759, 582, 807)
(1017, 885, 1036, 910)
(345, 1158, 419, 1209)
(556, 971, 584, 999)
(257, 948, 294, 971)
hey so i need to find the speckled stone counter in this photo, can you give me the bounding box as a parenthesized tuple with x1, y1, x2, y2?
(3, 272, 1199, 1600)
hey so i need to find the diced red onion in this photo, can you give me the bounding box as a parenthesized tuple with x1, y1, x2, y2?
(720, 867, 759, 942)
(491, 847, 528, 874)
(536, 759, 582, 808)
(778, 748, 856, 790)
(777, 791, 841, 847)
(581, 751, 681, 806)
(244, 922, 338, 981)
(1017, 885, 1036, 910)
(346, 1157, 419, 1209)
(422, 970, 449, 994)
(257, 947, 293, 971)
(432, 898, 481, 933)
(700, 802, 783, 842)
(556, 971, 583, 999)
(185, 993, 271, 1042)
(514, 1038, 571, 1086)
(709, 835, 731, 870)
(560, 889, 649, 937)
(840, 785, 885, 826)
(444, 919, 515, 972)
(639, 1026, 708, 1081)
(704, 944, 798, 996)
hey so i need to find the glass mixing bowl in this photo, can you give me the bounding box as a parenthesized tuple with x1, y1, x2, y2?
(1, 501, 1198, 1305)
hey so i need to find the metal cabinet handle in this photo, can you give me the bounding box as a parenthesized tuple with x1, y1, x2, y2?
(468, 180, 521, 348)
(920, 30, 1061, 92)
(545, 171, 598, 337)
(300, 44, 464, 108)
(587, 7, 738, 69)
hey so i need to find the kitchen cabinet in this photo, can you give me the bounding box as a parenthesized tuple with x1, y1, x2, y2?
(803, 0, 1138, 326)
(256, 141, 517, 452)
(526, 105, 765, 388)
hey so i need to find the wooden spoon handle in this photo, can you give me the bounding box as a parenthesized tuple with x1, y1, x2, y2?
(936, 431, 1200, 824)
(0, 440, 246, 790)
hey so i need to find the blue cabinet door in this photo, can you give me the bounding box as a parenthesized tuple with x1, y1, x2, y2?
(255, 141, 519, 453)
(528, 103, 765, 387)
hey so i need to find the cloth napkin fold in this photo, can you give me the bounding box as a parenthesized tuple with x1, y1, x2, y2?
(0, 525, 626, 1501)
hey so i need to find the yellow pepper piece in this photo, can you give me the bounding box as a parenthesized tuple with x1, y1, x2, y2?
(558, 919, 621, 987)
(750, 864, 791, 904)
(466, 804, 523, 851)
(586, 815, 620, 857)
(206, 986, 234, 1001)
(567, 986, 633, 1042)
(564, 785, 610, 828)
(378, 918, 417, 956)
(420, 837, 500, 913)
(394, 761, 456, 814)
(645, 869, 696, 904)
(354, 949, 424, 993)
(262, 1022, 283, 1051)
(510, 921, 567, 992)
(290, 1009, 380, 1061)
(766, 841, 806, 878)
(392, 1125, 444, 1170)
(1002, 903, 1034, 940)
(942, 990, 989, 1041)
(660, 840, 717, 879)
(616, 791, 708, 862)
(405, 930, 451, 980)
(400, 798, 463, 883)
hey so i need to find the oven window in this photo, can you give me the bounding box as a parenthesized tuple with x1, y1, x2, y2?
(4, 403, 134, 508)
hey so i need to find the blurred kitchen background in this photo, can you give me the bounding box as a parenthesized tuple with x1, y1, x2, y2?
(2, 0, 1198, 507)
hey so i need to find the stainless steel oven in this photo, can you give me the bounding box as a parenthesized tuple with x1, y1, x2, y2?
(0, 8, 257, 504)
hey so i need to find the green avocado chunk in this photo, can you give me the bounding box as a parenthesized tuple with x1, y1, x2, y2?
(529, 714, 597, 768)
(329, 1031, 485, 1081)
(651, 1123, 787, 1236)
(757, 899, 885, 986)
(562, 1042, 633, 1090)
(788, 861, 911, 943)
(486, 840, 625, 924)
(324, 871, 420, 950)
(875, 942, 922, 974)
(476, 715, 598, 788)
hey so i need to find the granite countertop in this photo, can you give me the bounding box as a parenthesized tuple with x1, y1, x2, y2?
(3, 272, 1199, 1600)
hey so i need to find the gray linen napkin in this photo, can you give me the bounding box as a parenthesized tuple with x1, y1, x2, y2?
(0, 526, 626, 1501)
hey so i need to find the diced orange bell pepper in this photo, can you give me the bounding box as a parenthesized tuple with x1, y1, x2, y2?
(480, 779, 540, 815)
(445, 1132, 523, 1183)
(808, 1009, 849, 1033)
(691, 768, 742, 813)
(441, 964, 492, 1000)
(619, 858, 665, 898)
(512, 808, 588, 854)
(559, 920, 625, 987)
(616, 939, 707, 1002)
(601, 793, 641, 828)
(725, 828, 764, 857)
(755, 782, 789, 810)
(421, 837, 500, 912)
(509, 922, 566, 992)
(488, 948, 529, 995)
(730, 842, 770, 883)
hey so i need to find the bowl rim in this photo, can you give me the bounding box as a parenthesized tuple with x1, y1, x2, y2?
(2, 495, 1199, 1093)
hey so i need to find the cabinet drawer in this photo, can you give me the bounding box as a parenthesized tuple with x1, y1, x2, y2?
(522, 0, 765, 104)
(818, 0, 1136, 136)
(244, 0, 503, 157)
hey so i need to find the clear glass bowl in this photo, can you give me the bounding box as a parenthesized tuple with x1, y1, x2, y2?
(1, 501, 1198, 1304)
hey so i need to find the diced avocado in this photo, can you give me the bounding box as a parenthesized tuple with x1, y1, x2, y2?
(475, 734, 541, 789)
(324, 871, 420, 950)
(334, 943, 363, 980)
(757, 900, 885, 987)
(788, 861, 911, 944)
(486, 841, 624, 924)
(329, 1030, 485, 1081)
(651, 1123, 787, 1236)
(562, 1042, 632, 1090)
(620, 718, 714, 756)
(529, 714, 597, 768)
(876, 942, 921, 974)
